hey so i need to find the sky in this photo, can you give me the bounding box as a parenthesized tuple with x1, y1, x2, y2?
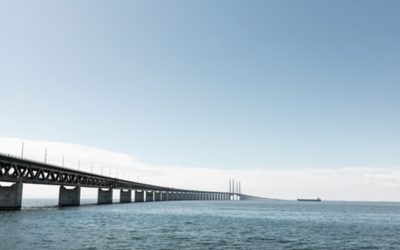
(0, 1, 400, 200)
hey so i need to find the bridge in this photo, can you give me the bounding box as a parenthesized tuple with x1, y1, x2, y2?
(0, 153, 255, 211)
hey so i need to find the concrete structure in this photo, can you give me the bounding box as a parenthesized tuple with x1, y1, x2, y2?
(120, 189, 131, 203)
(164, 192, 169, 201)
(59, 185, 81, 207)
(160, 192, 165, 201)
(0, 182, 23, 211)
(98, 188, 113, 204)
(135, 190, 144, 202)
(146, 191, 154, 202)
(154, 192, 161, 201)
(0, 153, 263, 211)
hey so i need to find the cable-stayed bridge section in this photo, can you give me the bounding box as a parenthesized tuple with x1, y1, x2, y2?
(0, 153, 249, 211)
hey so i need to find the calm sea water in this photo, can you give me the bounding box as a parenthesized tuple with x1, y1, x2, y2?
(1, 200, 400, 249)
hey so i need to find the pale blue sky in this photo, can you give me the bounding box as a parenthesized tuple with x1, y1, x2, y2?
(0, 0, 399, 169)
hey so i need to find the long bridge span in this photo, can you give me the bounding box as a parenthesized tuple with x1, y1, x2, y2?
(0, 153, 255, 211)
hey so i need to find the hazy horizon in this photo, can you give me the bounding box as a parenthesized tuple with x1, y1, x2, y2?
(1, 137, 400, 202)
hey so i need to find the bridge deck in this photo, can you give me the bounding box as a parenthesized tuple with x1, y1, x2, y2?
(0, 153, 225, 194)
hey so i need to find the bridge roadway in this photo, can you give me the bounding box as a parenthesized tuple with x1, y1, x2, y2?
(0, 153, 248, 211)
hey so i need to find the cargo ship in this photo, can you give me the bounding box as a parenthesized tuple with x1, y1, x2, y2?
(297, 198, 322, 202)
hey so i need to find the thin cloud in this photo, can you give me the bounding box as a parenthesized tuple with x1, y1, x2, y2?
(1, 137, 400, 202)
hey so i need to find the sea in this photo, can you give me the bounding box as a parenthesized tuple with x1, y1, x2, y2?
(1, 199, 400, 249)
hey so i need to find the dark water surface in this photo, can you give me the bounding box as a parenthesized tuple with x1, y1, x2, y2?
(1, 200, 400, 249)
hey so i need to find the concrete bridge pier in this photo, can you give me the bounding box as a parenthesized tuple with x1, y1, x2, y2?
(146, 191, 154, 202)
(135, 190, 144, 202)
(0, 182, 23, 211)
(59, 185, 80, 207)
(163, 192, 168, 201)
(98, 188, 113, 204)
(120, 189, 132, 203)
(154, 191, 161, 201)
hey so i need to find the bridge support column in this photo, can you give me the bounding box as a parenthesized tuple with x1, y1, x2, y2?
(58, 185, 80, 207)
(0, 182, 23, 211)
(120, 189, 132, 203)
(155, 192, 161, 201)
(135, 190, 144, 202)
(146, 191, 154, 202)
(164, 192, 169, 201)
(98, 188, 113, 205)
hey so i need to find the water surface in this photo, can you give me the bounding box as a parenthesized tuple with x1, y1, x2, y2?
(1, 200, 400, 249)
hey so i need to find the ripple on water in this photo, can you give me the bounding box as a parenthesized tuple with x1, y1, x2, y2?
(1, 200, 400, 249)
